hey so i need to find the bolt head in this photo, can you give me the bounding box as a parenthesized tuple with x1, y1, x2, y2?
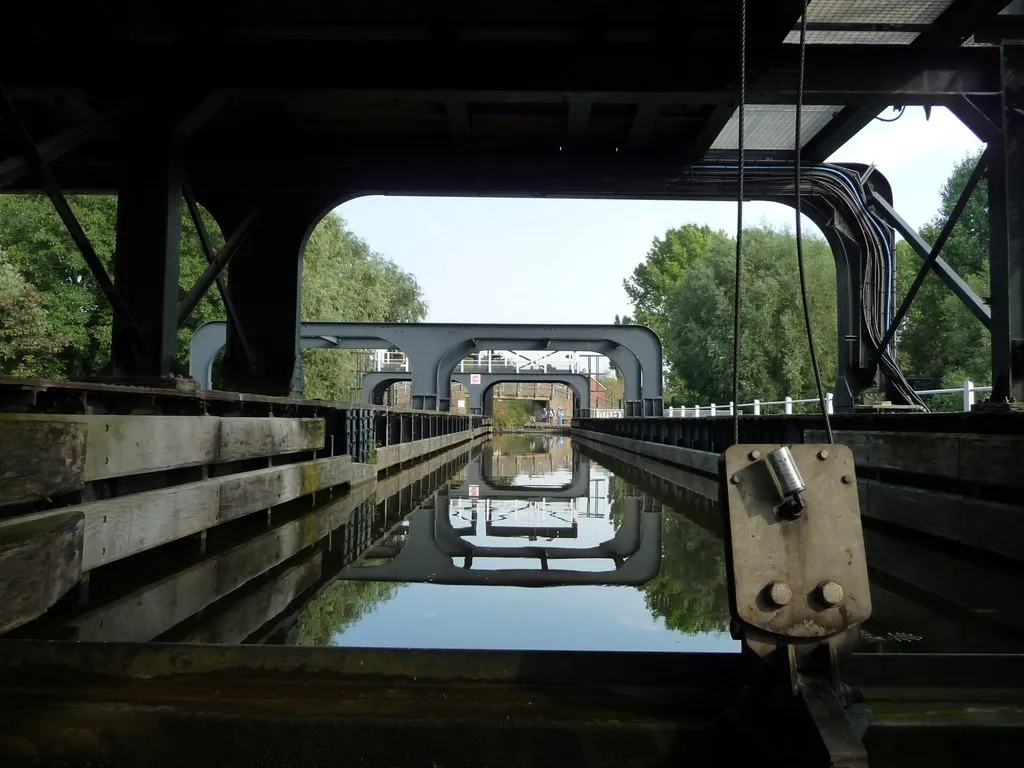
(818, 581, 844, 607)
(748, 449, 761, 461)
(767, 581, 793, 607)
(817, 449, 829, 460)
(731, 474, 741, 484)
(841, 474, 854, 484)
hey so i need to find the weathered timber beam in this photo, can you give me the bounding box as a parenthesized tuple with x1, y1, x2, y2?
(0, 511, 84, 634)
(0, 414, 324, 505)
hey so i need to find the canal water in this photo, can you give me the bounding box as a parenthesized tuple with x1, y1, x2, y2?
(301, 434, 736, 653)
(7, 434, 1022, 654)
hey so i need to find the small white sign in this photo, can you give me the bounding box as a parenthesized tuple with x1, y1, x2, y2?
(470, 373, 481, 385)
(468, 485, 480, 497)
(457, 399, 465, 409)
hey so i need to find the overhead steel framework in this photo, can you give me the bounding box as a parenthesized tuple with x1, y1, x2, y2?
(362, 370, 593, 416)
(191, 321, 656, 414)
(1, 0, 1021, 406)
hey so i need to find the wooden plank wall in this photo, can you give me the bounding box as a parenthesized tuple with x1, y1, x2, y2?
(806, 429, 1024, 561)
(1, 413, 325, 505)
(0, 413, 354, 635)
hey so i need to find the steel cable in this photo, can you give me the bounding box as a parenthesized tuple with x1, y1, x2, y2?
(731, 0, 747, 444)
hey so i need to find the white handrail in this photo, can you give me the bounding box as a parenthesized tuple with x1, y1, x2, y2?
(590, 380, 992, 418)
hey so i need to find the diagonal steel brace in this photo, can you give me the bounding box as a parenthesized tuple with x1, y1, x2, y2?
(0, 85, 147, 350)
(176, 200, 258, 327)
(869, 192, 992, 329)
(876, 147, 991, 356)
(179, 178, 255, 369)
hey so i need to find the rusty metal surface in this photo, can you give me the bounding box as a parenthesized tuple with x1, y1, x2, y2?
(721, 444, 871, 642)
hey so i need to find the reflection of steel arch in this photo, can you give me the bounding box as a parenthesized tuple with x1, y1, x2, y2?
(190, 321, 660, 416)
(451, 455, 591, 499)
(341, 494, 661, 587)
(363, 371, 592, 415)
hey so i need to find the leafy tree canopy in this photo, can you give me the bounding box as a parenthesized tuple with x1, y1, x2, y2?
(0, 196, 427, 403)
(893, 149, 991, 395)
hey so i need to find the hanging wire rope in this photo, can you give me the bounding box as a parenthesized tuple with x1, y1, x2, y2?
(795, 0, 835, 443)
(730, 0, 747, 445)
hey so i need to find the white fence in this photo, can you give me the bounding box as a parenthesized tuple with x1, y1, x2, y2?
(591, 380, 992, 418)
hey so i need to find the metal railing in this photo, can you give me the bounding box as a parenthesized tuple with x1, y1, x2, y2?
(590, 380, 992, 418)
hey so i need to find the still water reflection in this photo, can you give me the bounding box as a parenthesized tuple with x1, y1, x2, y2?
(9, 434, 1022, 655)
(304, 435, 735, 652)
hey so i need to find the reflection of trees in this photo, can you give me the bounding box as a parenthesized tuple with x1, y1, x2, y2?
(493, 435, 537, 454)
(297, 580, 401, 646)
(608, 474, 626, 531)
(642, 512, 730, 634)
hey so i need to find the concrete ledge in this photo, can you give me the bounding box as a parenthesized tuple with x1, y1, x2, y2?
(570, 429, 719, 476)
(571, 434, 719, 500)
(572, 429, 1024, 562)
(375, 427, 490, 470)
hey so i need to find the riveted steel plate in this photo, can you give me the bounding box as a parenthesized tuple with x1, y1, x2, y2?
(720, 444, 871, 641)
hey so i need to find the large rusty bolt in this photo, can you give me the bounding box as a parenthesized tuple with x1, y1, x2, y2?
(766, 581, 793, 608)
(817, 581, 844, 607)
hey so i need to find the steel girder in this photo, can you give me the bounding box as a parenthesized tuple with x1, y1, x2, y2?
(362, 371, 593, 416)
(190, 321, 660, 416)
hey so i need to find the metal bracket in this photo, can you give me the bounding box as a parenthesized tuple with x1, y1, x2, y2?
(720, 444, 872, 767)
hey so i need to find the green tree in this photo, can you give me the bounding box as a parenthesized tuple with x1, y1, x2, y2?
(297, 579, 401, 646)
(894, 150, 991, 406)
(624, 225, 731, 342)
(0, 249, 66, 377)
(663, 226, 837, 406)
(301, 212, 428, 401)
(597, 374, 623, 409)
(0, 194, 225, 378)
(492, 399, 533, 427)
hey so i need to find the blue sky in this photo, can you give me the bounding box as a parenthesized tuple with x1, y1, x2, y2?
(336, 107, 983, 325)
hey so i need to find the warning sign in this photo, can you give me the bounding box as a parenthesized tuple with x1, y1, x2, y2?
(468, 485, 480, 497)
(470, 373, 481, 385)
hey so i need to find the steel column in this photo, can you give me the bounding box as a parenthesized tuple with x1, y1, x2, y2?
(218, 197, 311, 396)
(990, 42, 1024, 403)
(111, 119, 183, 377)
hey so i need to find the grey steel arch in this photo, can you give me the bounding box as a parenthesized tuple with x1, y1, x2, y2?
(190, 321, 660, 415)
(363, 371, 592, 416)
(297, 322, 662, 416)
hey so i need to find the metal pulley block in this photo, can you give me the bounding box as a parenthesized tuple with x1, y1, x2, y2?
(719, 444, 872, 653)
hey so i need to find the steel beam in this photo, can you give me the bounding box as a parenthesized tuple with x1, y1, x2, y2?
(0, 87, 144, 355)
(190, 323, 642, 412)
(803, 0, 1010, 162)
(176, 205, 257, 326)
(989, 42, 1024, 403)
(180, 178, 253, 367)
(876, 149, 990, 357)
(0, 44, 999, 102)
(363, 371, 593, 415)
(0, 103, 131, 190)
(217, 199, 311, 397)
(112, 117, 184, 378)
(869, 193, 992, 329)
